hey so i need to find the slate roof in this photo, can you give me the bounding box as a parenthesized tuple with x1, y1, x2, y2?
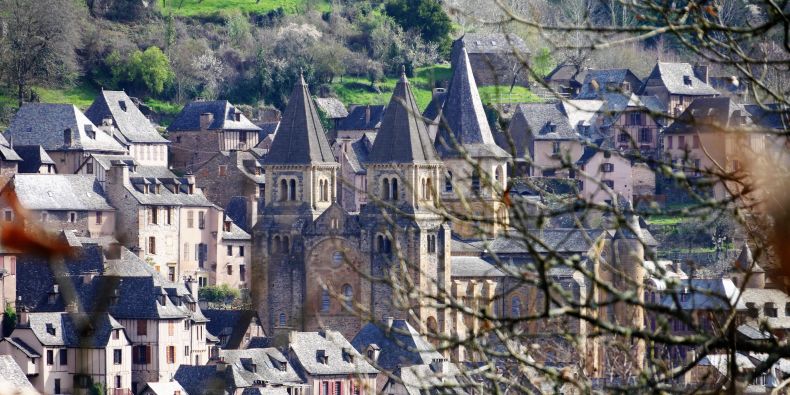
(13, 145, 54, 173)
(576, 69, 642, 99)
(6, 103, 126, 153)
(219, 348, 302, 385)
(640, 62, 719, 96)
(263, 76, 336, 165)
(257, 121, 280, 138)
(174, 365, 230, 395)
(744, 103, 790, 131)
(221, 218, 252, 241)
(314, 97, 348, 119)
(143, 381, 189, 395)
(344, 135, 372, 174)
(435, 46, 510, 159)
(664, 97, 751, 135)
(740, 288, 790, 328)
(545, 63, 586, 84)
(457, 33, 529, 54)
(468, 228, 608, 255)
(9, 174, 114, 211)
(204, 309, 260, 349)
(4, 337, 40, 358)
(124, 165, 216, 207)
(289, 330, 378, 376)
(659, 278, 745, 311)
(451, 256, 506, 277)
(367, 72, 440, 164)
(562, 100, 604, 131)
(0, 355, 34, 389)
(85, 90, 169, 144)
(515, 102, 579, 141)
(168, 101, 261, 132)
(24, 312, 124, 348)
(351, 319, 444, 371)
(0, 133, 22, 162)
(336, 105, 386, 131)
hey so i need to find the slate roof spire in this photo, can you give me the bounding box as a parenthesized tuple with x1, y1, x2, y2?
(367, 66, 439, 164)
(435, 44, 509, 158)
(263, 74, 335, 165)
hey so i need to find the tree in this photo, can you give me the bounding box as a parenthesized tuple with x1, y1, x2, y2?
(127, 47, 173, 96)
(384, 0, 453, 51)
(0, 0, 81, 105)
(2, 305, 16, 337)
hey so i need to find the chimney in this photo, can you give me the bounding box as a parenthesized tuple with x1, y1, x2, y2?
(620, 81, 631, 94)
(184, 173, 196, 194)
(200, 113, 214, 130)
(18, 305, 29, 327)
(106, 243, 122, 259)
(386, 316, 394, 329)
(65, 300, 78, 313)
(364, 106, 371, 125)
(432, 88, 446, 101)
(185, 276, 199, 300)
(693, 64, 709, 84)
(82, 271, 97, 284)
(107, 163, 130, 199)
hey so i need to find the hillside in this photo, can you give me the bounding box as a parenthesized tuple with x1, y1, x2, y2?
(157, 0, 330, 17)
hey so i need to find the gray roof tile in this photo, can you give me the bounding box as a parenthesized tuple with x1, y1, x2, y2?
(219, 348, 303, 385)
(576, 69, 642, 99)
(9, 174, 114, 211)
(314, 98, 348, 119)
(351, 319, 444, 371)
(6, 103, 126, 153)
(458, 33, 529, 54)
(451, 256, 506, 277)
(168, 101, 261, 132)
(640, 62, 719, 96)
(289, 330, 378, 375)
(664, 97, 751, 135)
(264, 76, 336, 165)
(204, 309, 260, 348)
(85, 90, 169, 144)
(13, 145, 54, 172)
(0, 134, 22, 161)
(336, 105, 385, 131)
(0, 355, 34, 389)
(25, 312, 124, 348)
(367, 72, 440, 164)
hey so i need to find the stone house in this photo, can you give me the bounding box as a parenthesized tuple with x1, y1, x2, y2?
(595, 93, 665, 157)
(575, 142, 635, 204)
(662, 97, 765, 200)
(211, 215, 252, 289)
(167, 101, 262, 172)
(576, 69, 643, 100)
(334, 105, 385, 142)
(203, 309, 265, 350)
(332, 134, 373, 213)
(544, 63, 587, 97)
(638, 62, 719, 117)
(0, 174, 116, 238)
(0, 311, 133, 395)
(351, 319, 473, 394)
(13, 145, 56, 174)
(5, 103, 126, 174)
(193, 148, 266, 231)
(85, 90, 170, 167)
(0, 133, 22, 190)
(451, 33, 530, 87)
(287, 330, 378, 395)
(103, 162, 247, 288)
(435, 46, 511, 238)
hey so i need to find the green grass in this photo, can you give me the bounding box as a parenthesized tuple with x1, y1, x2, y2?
(34, 84, 98, 109)
(158, 0, 330, 17)
(646, 216, 684, 226)
(332, 65, 541, 110)
(146, 99, 183, 115)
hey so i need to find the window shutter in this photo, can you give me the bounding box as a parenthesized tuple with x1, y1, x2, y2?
(145, 346, 151, 364)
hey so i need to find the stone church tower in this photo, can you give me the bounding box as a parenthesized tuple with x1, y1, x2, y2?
(435, 44, 511, 238)
(361, 69, 452, 336)
(253, 72, 451, 340)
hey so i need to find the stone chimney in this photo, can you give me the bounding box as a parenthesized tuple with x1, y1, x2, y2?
(432, 88, 446, 101)
(17, 305, 29, 327)
(200, 112, 214, 130)
(106, 163, 130, 203)
(184, 173, 196, 194)
(185, 276, 199, 300)
(693, 64, 709, 84)
(364, 106, 371, 126)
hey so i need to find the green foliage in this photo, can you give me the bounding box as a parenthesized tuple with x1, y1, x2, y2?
(3, 305, 16, 337)
(89, 383, 104, 395)
(107, 47, 173, 96)
(157, 0, 330, 17)
(199, 284, 241, 304)
(532, 47, 556, 79)
(34, 83, 99, 109)
(384, 0, 452, 45)
(146, 99, 183, 115)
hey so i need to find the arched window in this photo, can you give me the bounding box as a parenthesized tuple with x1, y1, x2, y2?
(272, 236, 281, 253)
(342, 284, 353, 307)
(376, 235, 384, 252)
(289, 179, 296, 201)
(279, 312, 286, 327)
(426, 177, 433, 200)
(323, 179, 329, 201)
(382, 178, 390, 201)
(332, 251, 343, 266)
(445, 172, 453, 192)
(495, 166, 503, 182)
(321, 289, 330, 312)
(471, 170, 481, 193)
(391, 178, 398, 201)
(282, 236, 290, 253)
(384, 237, 392, 255)
(511, 297, 521, 317)
(279, 179, 287, 202)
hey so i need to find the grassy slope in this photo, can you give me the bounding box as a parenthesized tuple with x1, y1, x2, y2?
(158, 0, 329, 16)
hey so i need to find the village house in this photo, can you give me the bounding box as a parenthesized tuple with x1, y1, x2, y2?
(102, 161, 247, 288)
(167, 101, 262, 172)
(13, 145, 56, 174)
(193, 148, 266, 231)
(638, 62, 719, 117)
(0, 311, 133, 395)
(5, 103, 127, 174)
(0, 134, 22, 190)
(314, 97, 348, 135)
(576, 142, 635, 204)
(334, 104, 385, 142)
(287, 330, 378, 395)
(662, 97, 765, 200)
(543, 63, 588, 97)
(351, 319, 473, 394)
(211, 215, 252, 290)
(85, 90, 170, 167)
(0, 174, 116, 238)
(576, 69, 643, 100)
(451, 33, 530, 87)
(595, 93, 665, 156)
(202, 309, 265, 350)
(332, 133, 372, 213)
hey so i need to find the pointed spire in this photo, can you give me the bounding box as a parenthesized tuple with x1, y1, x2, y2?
(614, 199, 641, 240)
(435, 46, 509, 159)
(735, 243, 753, 270)
(263, 76, 335, 165)
(367, 68, 439, 164)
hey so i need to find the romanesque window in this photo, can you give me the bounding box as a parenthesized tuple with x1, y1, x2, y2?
(342, 284, 353, 307)
(282, 236, 290, 253)
(427, 234, 436, 254)
(471, 171, 481, 193)
(273, 236, 281, 253)
(382, 178, 390, 201)
(289, 179, 297, 201)
(391, 178, 398, 200)
(279, 313, 286, 327)
(332, 251, 343, 266)
(279, 179, 288, 202)
(495, 166, 503, 182)
(321, 289, 331, 312)
(445, 172, 453, 192)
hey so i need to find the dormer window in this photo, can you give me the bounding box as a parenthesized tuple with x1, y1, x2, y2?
(85, 125, 95, 139)
(316, 350, 328, 364)
(119, 101, 127, 112)
(278, 360, 287, 371)
(547, 122, 557, 133)
(683, 75, 692, 86)
(342, 348, 354, 363)
(235, 112, 241, 121)
(223, 221, 231, 232)
(46, 323, 56, 336)
(64, 128, 72, 146)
